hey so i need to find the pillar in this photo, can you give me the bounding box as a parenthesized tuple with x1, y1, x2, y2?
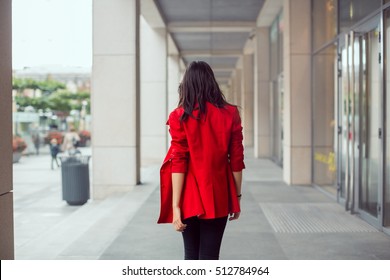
(0, 0, 14, 260)
(220, 84, 230, 102)
(224, 80, 233, 102)
(283, 0, 312, 185)
(140, 16, 168, 162)
(165, 54, 182, 150)
(254, 27, 271, 158)
(92, 0, 141, 198)
(234, 69, 242, 107)
(167, 54, 181, 114)
(228, 75, 236, 104)
(241, 54, 254, 147)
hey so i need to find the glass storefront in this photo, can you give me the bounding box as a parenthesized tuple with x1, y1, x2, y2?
(313, 44, 337, 189)
(337, 15, 382, 226)
(312, 0, 387, 229)
(312, 0, 337, 191)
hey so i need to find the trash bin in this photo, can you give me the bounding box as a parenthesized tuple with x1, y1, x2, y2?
(59, 155, 91, 205)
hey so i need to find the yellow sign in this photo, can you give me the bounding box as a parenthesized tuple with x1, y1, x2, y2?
(314, 152, 336, 172)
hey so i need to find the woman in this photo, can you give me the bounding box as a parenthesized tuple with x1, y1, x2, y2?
(62, 126, 80, 155)
(49, 138, 60, 169)
(158, 61, 245, 260)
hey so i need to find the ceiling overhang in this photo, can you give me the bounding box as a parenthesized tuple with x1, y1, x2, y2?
(151, 0, 268, 85)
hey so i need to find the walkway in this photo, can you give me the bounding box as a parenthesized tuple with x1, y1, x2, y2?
(12, 148, 390, 259)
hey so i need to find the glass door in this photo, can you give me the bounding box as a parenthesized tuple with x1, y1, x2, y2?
(338, 31, 357, 209)
(338, 16, 382, 228)
(359, 29, 381, 219)
(338, 36, 349, 202)
(384, 9, 390, 229)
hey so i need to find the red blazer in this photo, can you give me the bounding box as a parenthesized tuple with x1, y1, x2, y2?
(158, 102, 245, 223)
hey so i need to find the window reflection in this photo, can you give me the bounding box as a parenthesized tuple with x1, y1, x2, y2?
(339, 0, 381, 33)
(313, 44, 337, 188)
(313, 0, 337, 50)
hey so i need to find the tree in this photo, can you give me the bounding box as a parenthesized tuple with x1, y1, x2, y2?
(47, 92, 72, 112)
(12, 78, 40, 95)
(37, 79, 66, 95)
(14, 96, 50, 111)
(13, 78, 90, 114)
(12, 77, 66, 95)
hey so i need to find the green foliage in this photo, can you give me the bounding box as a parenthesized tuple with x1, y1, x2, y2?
(14, 96, 50, 111)
(12, 78, 40, 91)
(49, 91, 90, 112)
(13, 78, 90, 114)
(13, 77, 66, 94)
(48, 93, 73, 112)
(38, 79, 66, 94)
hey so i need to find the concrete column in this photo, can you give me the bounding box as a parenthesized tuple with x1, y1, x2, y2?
(220, 84, 230, 101)
(234, 69, 242, 107)
(283, 0, 312, 185)
(254, 27, 271, 158)
(228, 76, 236, 104)
(140, 16, 167, 162)
(241, 54, 254, 147)
(224, 81, 233, 102)
(167, 54, 181, 114)
(0, 0, 14, 260)
(92, 0, 141, 198)
(166, 54, 181, 150)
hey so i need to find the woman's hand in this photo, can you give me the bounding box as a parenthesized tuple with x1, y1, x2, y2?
(172, 206, 187, 232)
(229, 195, 241, 221)
(229, 212, 241, 221)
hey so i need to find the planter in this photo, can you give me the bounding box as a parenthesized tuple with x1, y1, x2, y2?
(13, 152, 22, 163)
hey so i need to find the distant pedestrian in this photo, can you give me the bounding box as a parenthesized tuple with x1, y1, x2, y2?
(31, 129, 40, 155)
(50, 138, 60, 169)
(62, 126, 81, 155)
(158, 61, 245, 260)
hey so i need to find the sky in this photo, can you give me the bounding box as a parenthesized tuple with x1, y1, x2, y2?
(12, 0, 92, 70)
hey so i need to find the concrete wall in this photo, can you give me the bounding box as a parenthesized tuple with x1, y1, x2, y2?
(0, 0, 14, 260)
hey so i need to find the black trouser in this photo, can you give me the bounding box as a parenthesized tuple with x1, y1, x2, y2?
(181, 216, 228, 260)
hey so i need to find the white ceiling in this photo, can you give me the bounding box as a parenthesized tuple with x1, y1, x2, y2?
(154, 0, 266, 85)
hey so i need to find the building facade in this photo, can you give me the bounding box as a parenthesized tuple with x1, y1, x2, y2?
(261, 0, 390, 234)
(1, 0, 390, 259)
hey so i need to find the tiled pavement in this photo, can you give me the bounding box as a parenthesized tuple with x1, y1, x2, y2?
(12, 148, 390, 260)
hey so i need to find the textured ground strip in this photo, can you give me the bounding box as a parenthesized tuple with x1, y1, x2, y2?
(260, 203, 378, 233)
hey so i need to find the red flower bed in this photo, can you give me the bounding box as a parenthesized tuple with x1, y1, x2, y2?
(12, 135, 27, 153)
(45, 131, 64, 145)
(78, 130, 91, 147)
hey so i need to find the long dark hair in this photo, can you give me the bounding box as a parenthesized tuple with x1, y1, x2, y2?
(178, 61, 228, 121)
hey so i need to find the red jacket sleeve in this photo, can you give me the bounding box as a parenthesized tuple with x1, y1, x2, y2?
(168, 110, 189, 173)
(229, 107, 245, 171)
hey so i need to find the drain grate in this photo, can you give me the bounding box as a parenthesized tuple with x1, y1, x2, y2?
(260, 203, 378, 233)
